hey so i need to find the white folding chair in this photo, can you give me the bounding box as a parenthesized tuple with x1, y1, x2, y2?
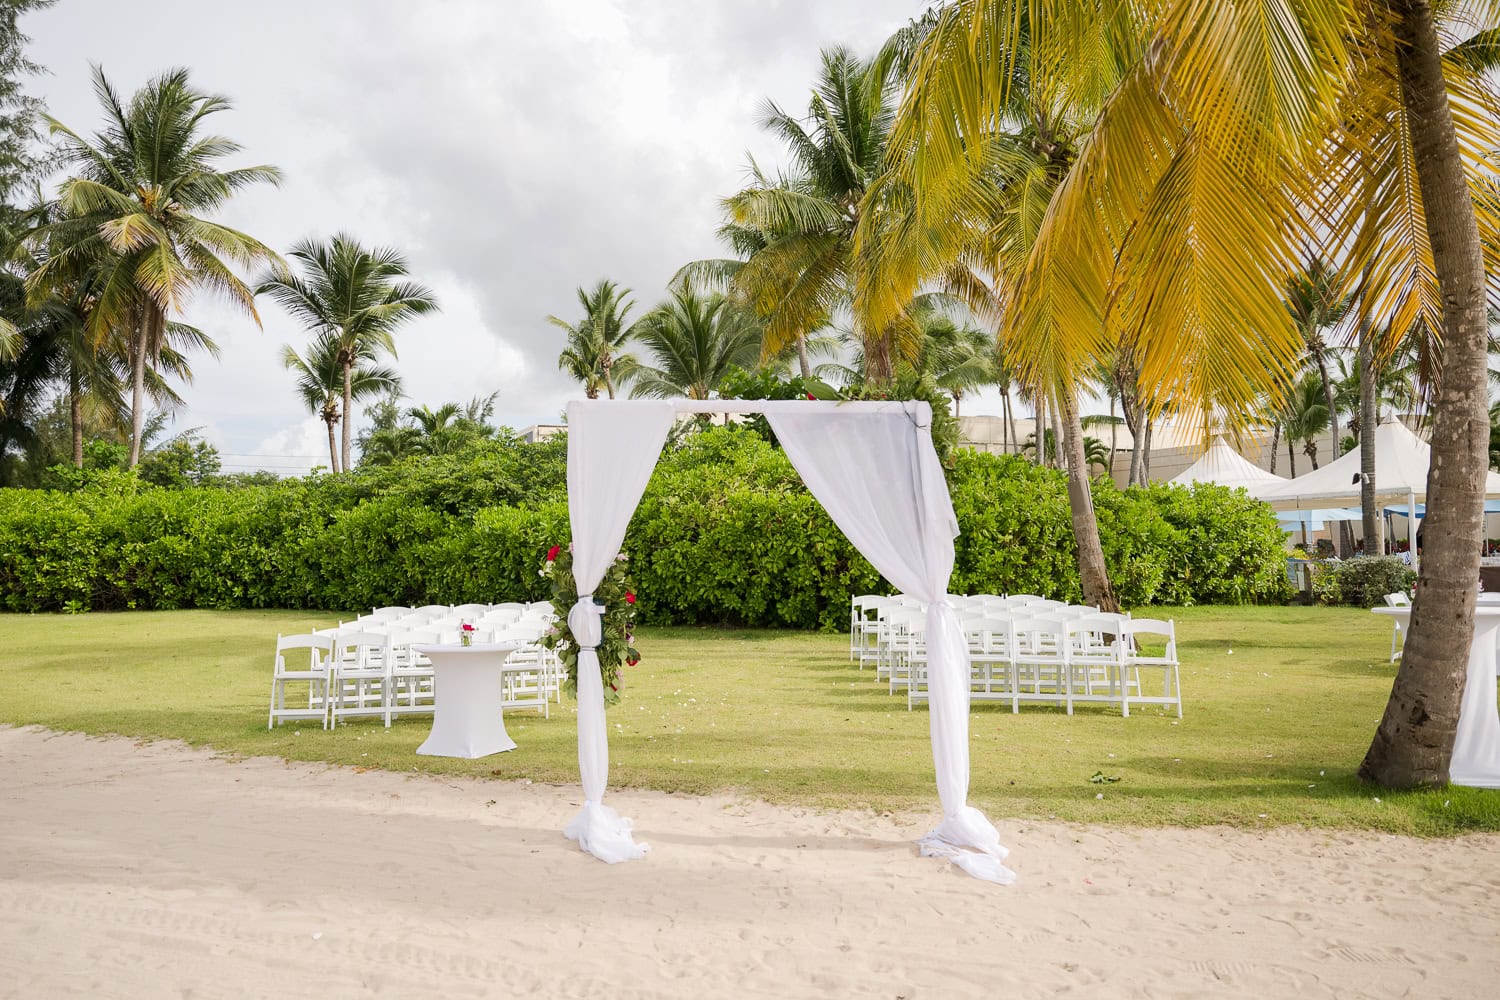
(388, 628, 443, 719)
(1119, 618, 1182, 718)
(327, 631, 395, 728)
(1066, 614, 1126, 713)
(267, 634, 334, 728)
(1383, 592, 1410, 662)
(1010, 617, 1067, 713)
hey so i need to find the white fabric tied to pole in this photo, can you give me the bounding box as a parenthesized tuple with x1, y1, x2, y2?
(766, 402, 1014, 884)
(562, 400, 675, 863)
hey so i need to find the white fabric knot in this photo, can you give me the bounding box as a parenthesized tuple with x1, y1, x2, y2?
(569, 595, 606, 650)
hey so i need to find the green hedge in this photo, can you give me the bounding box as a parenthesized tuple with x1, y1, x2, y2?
(0, 427, 1291, 626)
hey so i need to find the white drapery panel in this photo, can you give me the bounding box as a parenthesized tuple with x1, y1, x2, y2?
(562, 399, 675, 863)
(765, 403, 1014, 884)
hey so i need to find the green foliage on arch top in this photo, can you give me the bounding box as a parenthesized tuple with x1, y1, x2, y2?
(0, 425, 1290, 624)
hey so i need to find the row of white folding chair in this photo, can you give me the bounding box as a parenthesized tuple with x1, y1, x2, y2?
(906, 610, 1114, 711)
(852, 594, 1077, 670)
(867, 598, 1098, 691)
(908, 614, 1181, 717)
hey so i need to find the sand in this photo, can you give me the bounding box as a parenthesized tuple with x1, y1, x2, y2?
(1, 725, 1497, 999)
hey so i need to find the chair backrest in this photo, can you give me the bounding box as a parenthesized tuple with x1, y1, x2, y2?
(451, 603, 489, 617)
(275, 633, 332, 671)
(1120, 617, 1176, 656)
(1384, 592, 1411, 607)
(1068, 614, 1124, 656)
(331, 630, 391, 664)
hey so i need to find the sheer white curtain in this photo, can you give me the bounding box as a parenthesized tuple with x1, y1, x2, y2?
(766, 402, 1014, 883)
(562, 400, 676, 862)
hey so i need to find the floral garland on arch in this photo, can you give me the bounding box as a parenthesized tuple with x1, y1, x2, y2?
(538, 544, 639, 706)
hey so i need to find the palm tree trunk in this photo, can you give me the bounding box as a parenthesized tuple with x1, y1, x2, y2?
(1141, 415, 1154, 483)
(1287, 436, 1297, 478)
(325, 411, 341, 474)
(1033, 392, 1047, 466)
(1360, 314, 1382, 553)
(69, 367, 83, 468)
(341, 359, 354, 472)
(1361, 0, 1489, 788)
(1127, 405, 1143, 485)
(1005, 391, 1018, 453)
(952, 390, 962, 419)
(127, 312, 153, 468)
(603, 355, 616, 399)
(795, 335, 812, 380)
(1060, 390, 1119, 613)
(1268, 420, 1281, 475)
(1050, 398, 1066, 469)
(1108, 397, 1119, 483)
(1316, 352, 1341, 457)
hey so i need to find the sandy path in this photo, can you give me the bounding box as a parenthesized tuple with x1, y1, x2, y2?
(1, 725, 1497, 999)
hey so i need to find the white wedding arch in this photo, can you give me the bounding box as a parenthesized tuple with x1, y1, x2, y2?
(561, 398, 1013, 883)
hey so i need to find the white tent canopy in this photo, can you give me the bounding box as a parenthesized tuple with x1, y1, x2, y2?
(1253, 419, 1500, 509)
(562, 398, 1014, 884)
(1168, 437, 1287, 491)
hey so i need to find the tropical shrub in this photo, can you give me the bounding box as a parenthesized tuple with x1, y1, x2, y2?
(0, 425, 1292, 624)
(1311, 556, 1415, 608)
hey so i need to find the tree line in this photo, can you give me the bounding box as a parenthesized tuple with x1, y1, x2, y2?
(0, 9, 441, 484)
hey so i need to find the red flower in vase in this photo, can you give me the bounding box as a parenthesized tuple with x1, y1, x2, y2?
(625, 592, 636, 604)
(546, 545, 561, 562)
(461, 623, 476, 632)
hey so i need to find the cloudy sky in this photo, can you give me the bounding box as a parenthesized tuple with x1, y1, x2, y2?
(23, 0, 958, 474)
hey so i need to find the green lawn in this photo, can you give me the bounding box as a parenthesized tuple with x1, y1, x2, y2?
(2, 606, 1497, 834)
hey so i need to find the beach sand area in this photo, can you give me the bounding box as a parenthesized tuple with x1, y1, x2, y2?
(2, 725, 1497, 998)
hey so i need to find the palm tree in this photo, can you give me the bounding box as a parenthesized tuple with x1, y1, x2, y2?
(281, 333, 400, 473)
(628, 288, 762, 400)
(721, 46, 905, 381)
(257, 234, 438, 472)
(1286, 257, 1352, 457)
(1282, 373, 1331, 478)
(28, 66, 281, 467)
(877, 2, 1500, 786)
(409, 401, 481, 456)
(913, 306, 994, 419)
(548, 280, 637, 399)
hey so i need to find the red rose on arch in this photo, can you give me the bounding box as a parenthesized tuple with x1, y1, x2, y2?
(625, 592, 636, 604)
(546, 545, 561, 562)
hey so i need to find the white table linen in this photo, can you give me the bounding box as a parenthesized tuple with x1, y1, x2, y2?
(414, 643, 523, 759)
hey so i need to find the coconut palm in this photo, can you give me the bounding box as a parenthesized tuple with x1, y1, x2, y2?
(875, 1, 1500, 786)
(1286, 257, 1353, 457)
(256, 234, 437, 472)
(914, 307, 994, 419)
(548, 280, 638, 399)
(628, 288, 762, 400)
(1282, 373, 1332, 478)
(720, 46, 910, 382)
(27, 66, 281, 467)
(281, 333, 400, 473)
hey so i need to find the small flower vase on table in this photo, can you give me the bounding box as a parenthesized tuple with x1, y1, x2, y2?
(460, 622, 475, 647)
